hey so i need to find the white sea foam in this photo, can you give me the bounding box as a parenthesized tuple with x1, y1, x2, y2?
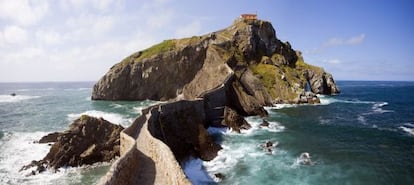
(0, 95, 40, 103)
(132, 106, 144, 114)
(399, 126, 414, 136)
(16, 89, 30, 92)
(16, 88, 56, 91)
(203, 140, 284, 182)
(182, 158, 215, 184)
(357, 115, 368, 125)
(265, 121, 285, 132)
(67, 110, 131, 127)
(318, 95, 376, 105)
(270, 104, 298, 109)
(203, 144, 258, 178)
(207, 126, 230, 135)
(371, 102, 393, 113)
(399, 123, 414, 136)
(244, 117, 285, 134)
(403, 123, 414, 127)
(266, 96, 376, 110)
(0, 131, 111, 185)
(357, 102, 393, 120)
(318, 116, 332, 125)
(110, 103, 123, 109)
(63, 88, 91, 91)
(202, 118, 286, 180)
(292, 152, 316, 168)
(0, 132, 63, 184)
(132, 100, 161, 114)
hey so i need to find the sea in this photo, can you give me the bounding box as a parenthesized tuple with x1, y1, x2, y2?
(0, 81, 413, 185)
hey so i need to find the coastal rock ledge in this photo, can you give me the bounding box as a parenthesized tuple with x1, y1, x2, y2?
(96, 18, 340, 185)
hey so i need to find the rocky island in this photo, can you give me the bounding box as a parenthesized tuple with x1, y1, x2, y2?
(96, 17, 339, 185)
(23, 17, 339, 185)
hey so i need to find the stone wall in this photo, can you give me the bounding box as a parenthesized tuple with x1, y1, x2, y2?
(99, 110, 191, 185)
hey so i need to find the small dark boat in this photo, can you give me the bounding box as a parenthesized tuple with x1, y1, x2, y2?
(10, 93, 16, 96)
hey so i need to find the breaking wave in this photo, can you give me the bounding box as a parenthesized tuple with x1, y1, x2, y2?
(67, 110, 132, 127)
(0, 95, 40, 103)
(399, 123, 414, 137)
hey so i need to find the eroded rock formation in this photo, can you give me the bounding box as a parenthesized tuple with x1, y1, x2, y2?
(21, 115, 123, 175)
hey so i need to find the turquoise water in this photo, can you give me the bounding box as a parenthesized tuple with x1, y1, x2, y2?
(189, 81, 414, 185)
(0, 82, 155, 185)
(1, 81, 414, 185)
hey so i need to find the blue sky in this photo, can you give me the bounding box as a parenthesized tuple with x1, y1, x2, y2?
(0, 0, 413, 82)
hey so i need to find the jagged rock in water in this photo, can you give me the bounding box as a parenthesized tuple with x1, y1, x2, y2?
(298, 92, 321, 104)
(92, 19, 339, 105)
(21, 115, 124, 175)
(304, 69, 340, 95)
(260, 119, 270, 127)
(38, 132, 61, 143)
(222, 106, 251, 133)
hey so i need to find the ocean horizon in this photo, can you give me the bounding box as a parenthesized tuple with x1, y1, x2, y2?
(1, 80, 413, 185)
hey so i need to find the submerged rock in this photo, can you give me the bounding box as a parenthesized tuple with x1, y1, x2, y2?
(260, 119, 270, 127)
(214, 173, 225, 181)
(21, 115, 124, 175)
(299, 152, 313, 165)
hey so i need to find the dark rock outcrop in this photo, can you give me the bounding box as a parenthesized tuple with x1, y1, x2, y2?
(146, 100, 222, 161)
(222, 106, 251, 133)
(38, 132, 61, 143)
(260, 119, 270, 127)
(304, 69, 340, 95)
(21, 115, 124, 175)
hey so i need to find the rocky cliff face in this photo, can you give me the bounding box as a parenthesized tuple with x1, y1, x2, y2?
(92, 19, 339, 104)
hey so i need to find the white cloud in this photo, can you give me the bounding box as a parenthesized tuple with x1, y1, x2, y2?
(91, 0, 122, 11)
(324, 38, 343, 47)
(307, 33, 366, 54)
(36, 30, 61, 45)
(1, 47, 44, 65)
(0, 0, 49, 26)
(146, 9, 175, 28)
(1, 25, 28, 44)
(65, 14, 116, 40)
(323, 59, 341, 64)
(0, 0, 209, 82)
(175, 21, 202, 38)
(60, 0, 123, 12)
(346, 34, 366, 45)
(324, 34, 366, 47)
